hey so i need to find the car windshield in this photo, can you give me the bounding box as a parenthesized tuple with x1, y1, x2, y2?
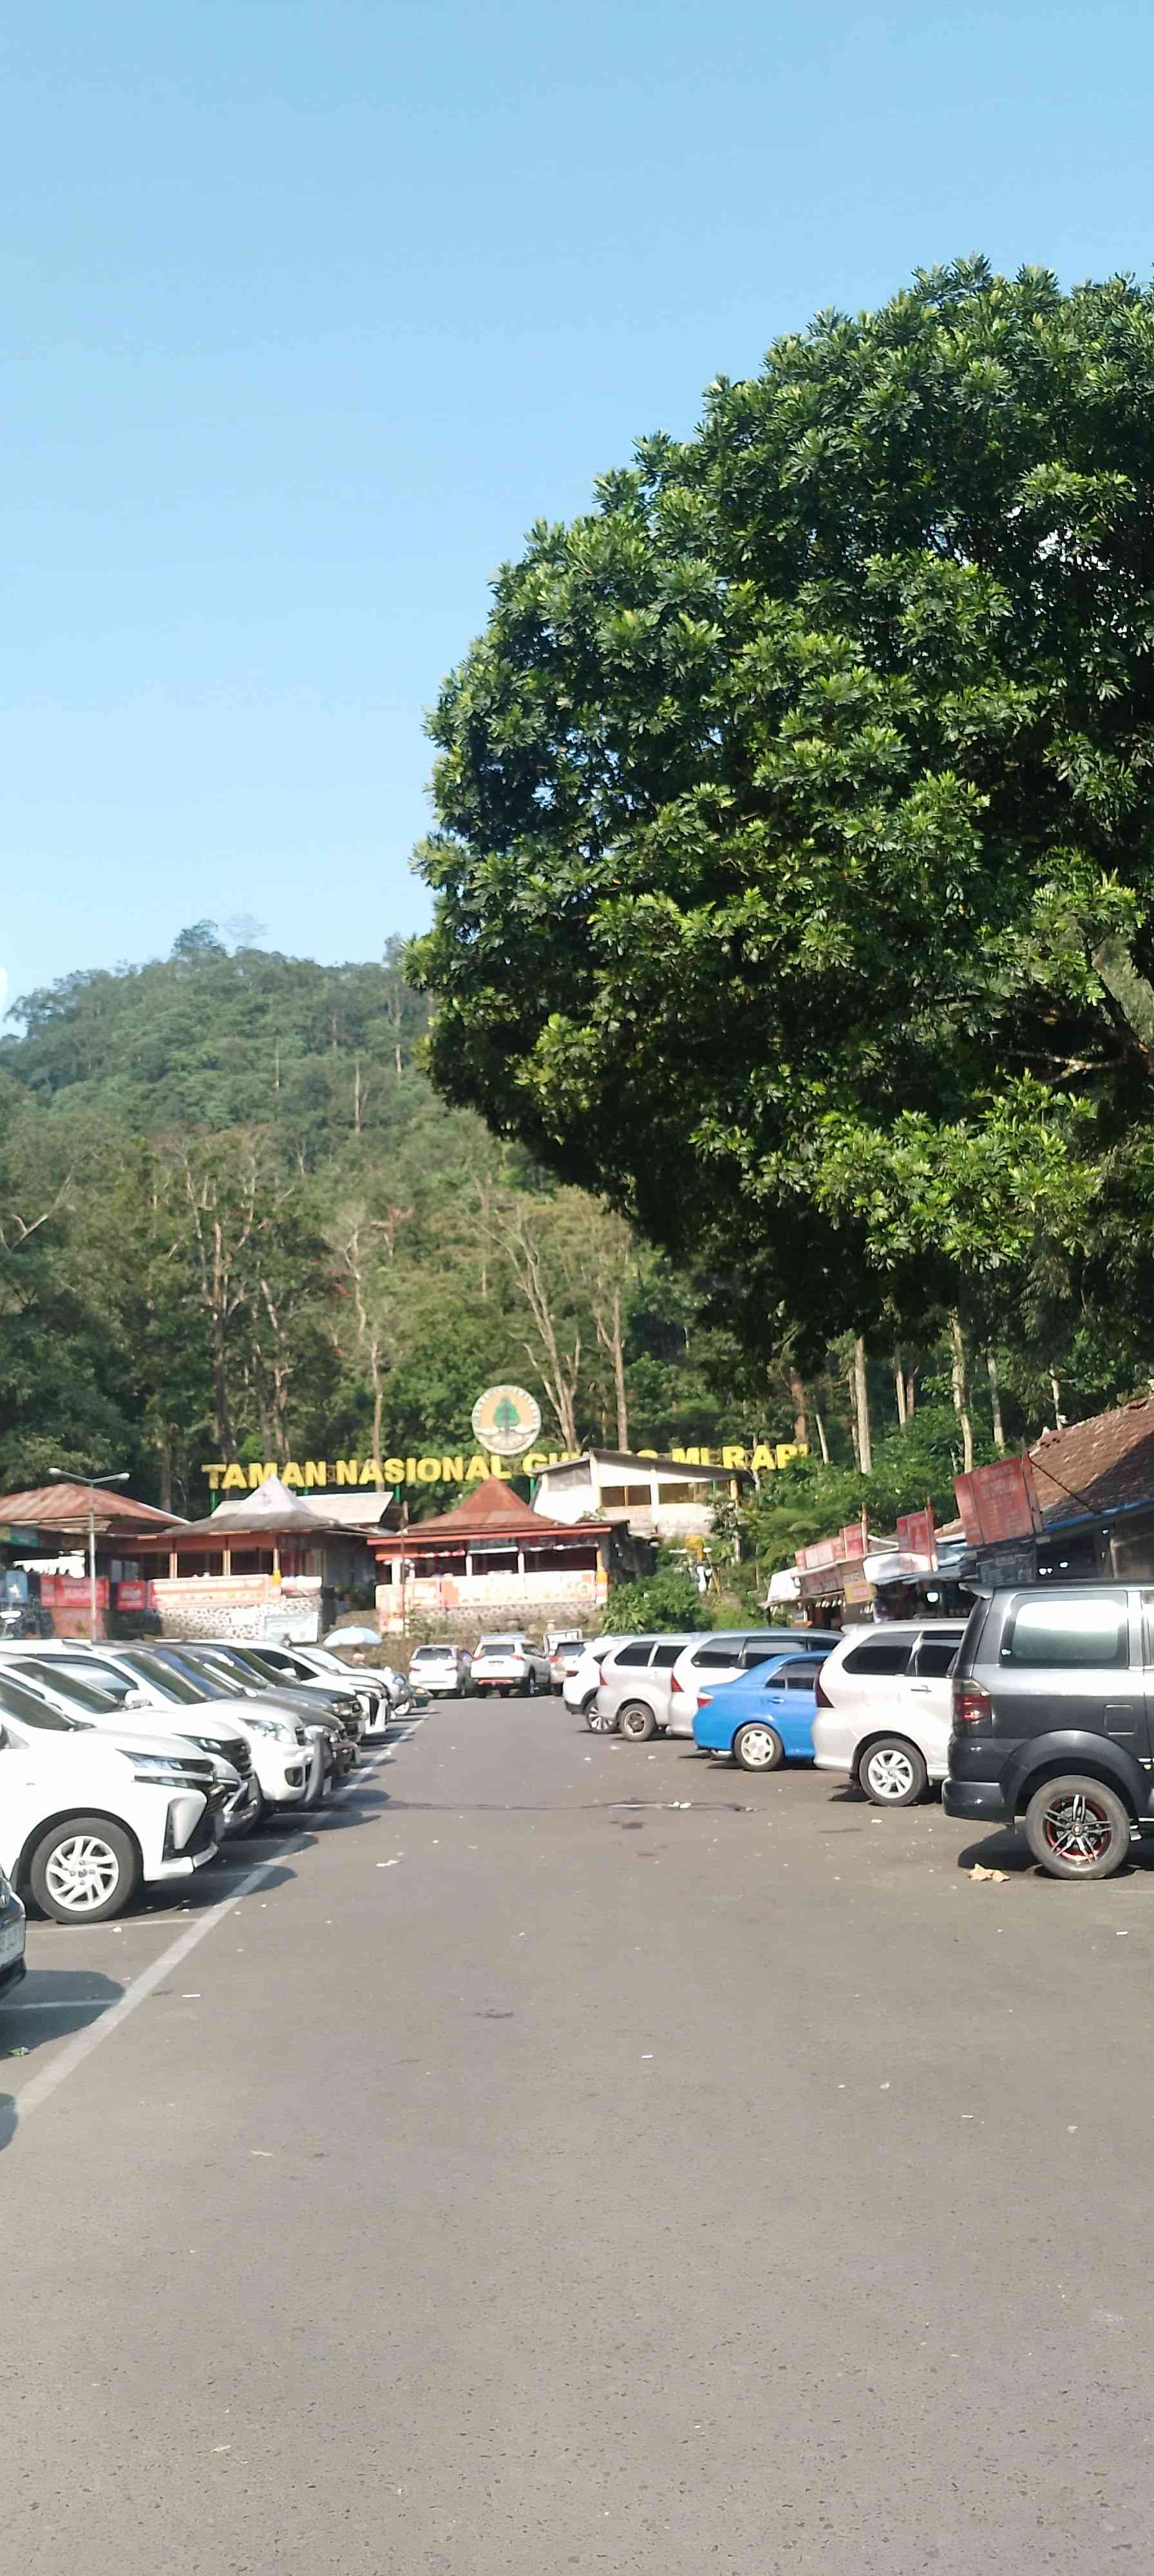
(121, 1651, 204, 1705)
(149, 1649, 234, 1701)
(14, 1658, 127, 1716)
(0, 1672, 83, 1729)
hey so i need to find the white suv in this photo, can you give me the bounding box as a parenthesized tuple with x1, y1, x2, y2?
(0, 1686, 222, 1922)
(811, 1620, 967, 1804)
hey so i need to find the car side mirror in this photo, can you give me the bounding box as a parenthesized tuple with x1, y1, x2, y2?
(124, 1690, 151, 1710)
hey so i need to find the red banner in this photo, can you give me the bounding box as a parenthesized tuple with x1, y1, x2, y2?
(897, 1507, 936, 1564)
(39, 1575, 109, 1609)
(954, 1457, 1042, 1547)
(840, 1522, 867, 1562)
(115, 1580, 154, 1612)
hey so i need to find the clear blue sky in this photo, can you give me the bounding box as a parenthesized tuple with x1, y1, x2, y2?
(3, 0, 1151, 1019)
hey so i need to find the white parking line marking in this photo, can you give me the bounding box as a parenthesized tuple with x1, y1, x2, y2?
(10, 1855, 282, 2130)
(8, 1741, 410, 2128)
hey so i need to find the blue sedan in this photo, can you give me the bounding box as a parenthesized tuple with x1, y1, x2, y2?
(693, 1649, 829, 1772)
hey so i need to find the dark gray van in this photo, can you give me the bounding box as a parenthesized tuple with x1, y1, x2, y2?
(945, 1583, 1154, 1878)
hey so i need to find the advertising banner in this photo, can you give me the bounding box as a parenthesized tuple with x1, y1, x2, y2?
(896, 1507, 936, 1566)
(954, 1457, 1043, 1547)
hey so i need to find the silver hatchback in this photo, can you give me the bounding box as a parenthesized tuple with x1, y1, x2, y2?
(591, 1634, 708, 1740)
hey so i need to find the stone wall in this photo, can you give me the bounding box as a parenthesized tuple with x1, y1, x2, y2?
(377, 1566, 604, 1645)
(152, 1574, 324, 1642)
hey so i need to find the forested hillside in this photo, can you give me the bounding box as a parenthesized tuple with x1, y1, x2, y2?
(0, 924, 783, 1512)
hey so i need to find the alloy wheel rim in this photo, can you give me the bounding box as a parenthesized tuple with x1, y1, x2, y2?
(739, 1728, 775, 1768)
(867, 1748, 915, 1799)
(1042, 1790, 1113, 1866)
(44, 1834, 120, 1911)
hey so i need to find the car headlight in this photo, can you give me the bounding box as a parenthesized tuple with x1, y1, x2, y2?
(243, 1716, 295, 1745)
(132, 1753, 207, 1787)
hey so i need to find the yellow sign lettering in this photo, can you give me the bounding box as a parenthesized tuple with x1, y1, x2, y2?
(466, 1455, 487, 1481)
(441, 1454, 464, 1481)
(205, 1463, 225, 1492)
(359, 1459, 384, 1486)
(334, 1458, 360, 1484)
(383, 1457, 405, 1484)
(282, 1462, 303, 1488)
(305, 1460, 327, 1488)
(222, 1463, 248, 1492)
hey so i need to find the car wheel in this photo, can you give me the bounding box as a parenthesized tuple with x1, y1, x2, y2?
(30, 1816, 141, 1924)
(585, 1703, 618, 1734)
(860, 1738, 928, 1806)
(525, 1672, 536, 1698)
(1024, 1776, 1132, 1880)
(618, 1701, 656, 1742)
(732, 1722, 784, 1773)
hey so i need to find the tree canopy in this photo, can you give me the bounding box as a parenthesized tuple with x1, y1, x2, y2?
(412, 257, 1154, 1374)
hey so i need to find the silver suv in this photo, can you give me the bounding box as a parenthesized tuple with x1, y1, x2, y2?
(592, 1634, 707, 1740)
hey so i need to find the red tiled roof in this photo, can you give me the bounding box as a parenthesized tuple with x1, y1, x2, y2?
(0, 1482, 184, 1533)
(371, 1476, 609, 1548)
(1030, 1398, 1154, 1525)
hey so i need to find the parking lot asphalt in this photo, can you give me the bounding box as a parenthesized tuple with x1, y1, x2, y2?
(6, 1696, 1154, 2573)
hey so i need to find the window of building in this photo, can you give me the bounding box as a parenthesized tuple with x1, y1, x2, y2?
(228, 1549, 274, 1575)
(176, 1551, 225, 1577)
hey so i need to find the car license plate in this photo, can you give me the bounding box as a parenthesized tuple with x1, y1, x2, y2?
(0, 1918, 24, 1968)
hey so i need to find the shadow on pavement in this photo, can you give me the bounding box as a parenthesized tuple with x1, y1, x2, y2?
(0, 1968, 126, 2152)
(956, 1826, 1154, 1879)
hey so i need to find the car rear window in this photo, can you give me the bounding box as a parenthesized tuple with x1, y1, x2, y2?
(1001, 1598, 1129, 1669)
(650, 1643, 683, 1669)
(779, 1660, 821, 1689)
(611, 1642, 654, 1668)
(840, 1639, 913, 1677)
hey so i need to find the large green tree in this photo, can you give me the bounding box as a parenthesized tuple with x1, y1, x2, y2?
(411, 258, 1154, 1368)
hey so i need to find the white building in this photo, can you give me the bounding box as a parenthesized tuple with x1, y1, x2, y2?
(531, 1449, 753, 1545)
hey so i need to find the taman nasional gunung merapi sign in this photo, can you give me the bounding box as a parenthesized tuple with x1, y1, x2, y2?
(200, 1443, 800, 1494)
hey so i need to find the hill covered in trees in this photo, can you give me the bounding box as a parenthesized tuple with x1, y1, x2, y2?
(0, 923, 780, 1513)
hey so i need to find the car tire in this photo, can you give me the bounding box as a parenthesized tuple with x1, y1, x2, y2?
(585, 1703, 618, 1734)
(860, 1738, 928, 1806)
(525, 1672, 536, 1698)
(732, 1721, 784, 1773)
(618, 1701, 656, 1742)
(1024, 1776, 1132, 1880)
(29, 1815, 142, 1924)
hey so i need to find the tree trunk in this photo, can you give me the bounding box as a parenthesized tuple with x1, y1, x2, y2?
(894, 1351, 907, 1428)
(788, 1368, 808, 1446)
(814, 1409, 831, 1467)
(853, 1336, 873, 1476)
(371, 1345, 384, 1468)
(1050, 1372, 1063, 1429)
(986, 1349, 1005, 1455)
(949, 1314, 974, 1474)
(212, 1328, 234, 1461)
(610, 1285, 629, 1450)
(905, 1365, 918, 1418)
(156, 1428, 173, 1515)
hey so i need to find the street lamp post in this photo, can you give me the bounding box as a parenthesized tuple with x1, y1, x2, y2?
(48, 1469, 130, 1641)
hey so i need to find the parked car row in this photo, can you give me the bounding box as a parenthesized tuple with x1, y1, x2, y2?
(0, 1634, 406, 1932)
(567, 1591, 1154, 1883)
(407, 1631, 586, 1699)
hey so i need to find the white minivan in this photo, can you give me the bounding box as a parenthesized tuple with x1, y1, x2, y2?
(0, 1676, 222, 1922)
(811, 1620, 967, 1804)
